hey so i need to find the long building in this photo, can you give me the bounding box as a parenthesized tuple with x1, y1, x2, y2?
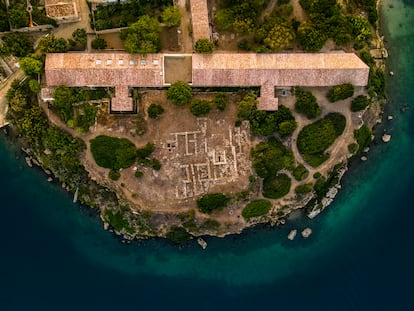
(44, 52, 369, 112)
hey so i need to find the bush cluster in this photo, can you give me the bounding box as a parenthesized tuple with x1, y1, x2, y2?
(354, 124, 372, 154)
(263, 173, 291, 199)
(326, 83, 355, 102)
(147, 103, 165, 119)
(197, 193, 229, 214)
(351, 95, 369, 112)
(242, 200, 272, 219)
(297, 113, 346, 167)
(90, 135, 136, 170)
(237, 93, 297, 137)
(294, 88, 321, 119)
(167, 81, 192, 106)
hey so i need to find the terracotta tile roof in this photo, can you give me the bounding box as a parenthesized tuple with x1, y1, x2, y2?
(192, 52, 369, 87)
(190, 0, 211, 43)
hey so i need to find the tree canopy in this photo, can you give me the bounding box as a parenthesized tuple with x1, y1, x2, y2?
(161, 6, 182, 27)
(166, 81, 192, 106)
(121, 15, 161, 54)
(194, 39, 214, 53)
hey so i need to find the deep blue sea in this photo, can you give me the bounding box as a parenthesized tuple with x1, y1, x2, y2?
(1, 1, 413, 309)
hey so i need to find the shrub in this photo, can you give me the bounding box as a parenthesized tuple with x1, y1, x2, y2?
(135, 170, 144, 178)
(278, 120, 298, 137)
(293, 164, 309, 181)
(109, 170, 121, 181)
(348, 143, 358, 154)
(194, 38, 214, 53)
(167, 81, 192, 106)
(242, 200, 272, 219)
(91, 37, 107, 50)
(295, 183, 313, 195)
(197, 193, 229, 214)
(161, 6, 182, 27)
(263, 174, 291, 199)
(354, 124, 372, 154)
(294, 88, 321, 119)
(147, 103, 164, 119)
(351, 95, 369, 112)
(137, 142, 155, 160)
(190, 99, 212, 116)
(90, 135, 136, 170)
(213, 92, 228, 111)
(166, 226, 192, 243)
(326, 83, 354, 102)
(150, 158, 161, 171)
(297, 113, 346, 167)
(251, 138, 294, 179)
(199, 219, 220, 231)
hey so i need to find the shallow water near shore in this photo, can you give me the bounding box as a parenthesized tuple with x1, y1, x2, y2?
(1, 0, 414, 309)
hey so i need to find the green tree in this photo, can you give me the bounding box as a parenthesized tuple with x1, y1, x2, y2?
(294, 88, 321, 119)
(278, 120, 297, 137)
(147, 103, 164, 119)
(9, 8, 29, 29)
(166, 81, 192, 106)
(161, 6, 182, 27)
(0, 33, 32, 57)
(263, 173, 291, 199)
(190, 99, 212, 116)
(91, 37, 107, 50)
(122, 15, 161, 54)
(242, 200, 272, 219)
(53, 86, 74, 123)
(19, 55, 43, 77)
(351, 95, 369, 112)
(29, 79, 40, 93)
(194, 39, 214, 53)
(262, 21, 296, 51)
(71, 28, 87, 49)
(237, 92, 257, 119)
(298, 22, 327, 52)
(326, 83, 354, 102)
(213, 92, 229, 111)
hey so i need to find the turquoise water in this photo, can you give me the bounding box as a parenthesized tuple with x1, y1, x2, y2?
(1, 0, 414, 309)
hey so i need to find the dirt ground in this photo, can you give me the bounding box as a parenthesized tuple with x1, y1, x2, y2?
(83, 91, 252, 214)
(97, 33, 125, 50)
(164, 56, 192, 84)
(160, 26, 180, 52)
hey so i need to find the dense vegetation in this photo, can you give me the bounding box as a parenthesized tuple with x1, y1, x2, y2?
(294, 88, 321, 119)
(237, 93, 297, 136)
(167, 81, 192, 106)
(91, 37, 108, 50)
(0, 0, 56, 32)
(91, 0, 172, 31)
(121, 15, 161, 54)
(354, 124, 372, 154)
(90, 135, 136, 170)
(166, 226, 192, 243)
(351, 95, 370, 112)
(251, 138, 294, 179)
(326, 83, 355, 102)
(52, 86, 107, 131)
(161, 6, 182, 27)
(297, 113, 346, 167)
(213, 93, 229, 111)
(242, 199, 272, 219)
(263, 173, 292, 199)
(197, 193, 230, 214)
(0, 33, 33, 57)
(293, 164, 309, 181)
